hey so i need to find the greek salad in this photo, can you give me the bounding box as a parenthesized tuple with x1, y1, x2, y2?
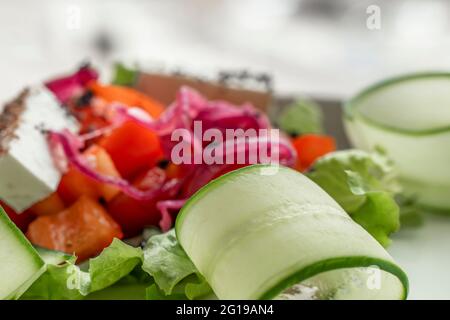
(0, 64, 415, 300)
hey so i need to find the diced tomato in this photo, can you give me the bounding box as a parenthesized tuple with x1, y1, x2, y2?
(0, 200, 34, 232)
(88, 82, 165, 118)
(99, 121, 163, 179)
(107, 196, 160, 238)
(57, 165, 98, 205)
(28, 193, 65, 216)
(107, 168, 167, 237)
(27, 195, 123, 262)
(292, 134, 336, 172)
(57, 144, 121, 205)
(85, 145, 122, 200)
(77, 108, 110, 135)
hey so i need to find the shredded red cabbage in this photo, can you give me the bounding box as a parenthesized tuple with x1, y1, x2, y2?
(49, 85, 297, 230)
(49, 130, 180, 201)
(46, 66, 98, 104)
(113, 86, 295, 162)
(114, 87, 270, 135)
(156, 199, 187, 231)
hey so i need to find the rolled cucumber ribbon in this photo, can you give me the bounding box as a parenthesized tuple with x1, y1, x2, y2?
(344, 73, 450, 212)
(176, 165, 408, 300)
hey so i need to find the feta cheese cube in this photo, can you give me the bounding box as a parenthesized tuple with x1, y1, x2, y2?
(0, 86, 79, 212)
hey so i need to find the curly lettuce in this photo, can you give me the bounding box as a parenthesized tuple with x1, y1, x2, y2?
(307, 149, 401, 247)
(142, 230, 212, 300)
(21, 239, 142, 300)
(21, 231, 212, 300)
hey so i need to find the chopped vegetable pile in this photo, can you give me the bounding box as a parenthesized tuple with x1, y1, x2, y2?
(41, 66, 298, 241)
(0, 64, 415, 300)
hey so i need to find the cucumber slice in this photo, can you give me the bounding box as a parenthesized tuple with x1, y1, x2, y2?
(35, 247, 73, 266)
(344, 73, 450, 212)
(0, 207, 45, 299)
(176, 165, 408, 300)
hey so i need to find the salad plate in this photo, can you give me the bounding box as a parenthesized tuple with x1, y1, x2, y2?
(0, 64, 446, 300)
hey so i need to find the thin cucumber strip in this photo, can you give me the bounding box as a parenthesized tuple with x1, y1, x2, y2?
(344, 73, 450, 211)
(176, 165, 408, 300)
(0, 207, 45, 299)
(35, 246, 74, 266)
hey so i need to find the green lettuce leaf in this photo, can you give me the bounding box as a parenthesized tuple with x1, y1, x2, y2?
(396, 194, 424, 228)
(278, 99, 323, 136)
(351, 192, 400, 247)
(142, 230, 212, 300)
(145, 274, 213, 300)
(22, 231, 213, 300)
(22, 239, 143, 300)
(84, 267, 152, 300)
(307, 149, 401, 247)
(20, 252, 88, 300)
(88, 239, 142, 292)
(112, 63, 138, 86)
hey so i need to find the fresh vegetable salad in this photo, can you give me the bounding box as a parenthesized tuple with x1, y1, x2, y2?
(0, 64, 411, 300)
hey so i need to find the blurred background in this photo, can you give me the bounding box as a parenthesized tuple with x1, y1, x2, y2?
(2, 0, 450, 102)
(1, 0, 450, 299)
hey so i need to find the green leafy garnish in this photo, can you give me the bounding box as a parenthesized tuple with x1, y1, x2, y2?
(112, 63, 138, 86)
(396, 194, 424, 228)
(21, 252, 87, 300)
(145, 274, 212, 300)
(84, 267, 152, 300)
(352, 192, 400, 247)
(22, 239, 143, 300)
(88, 239, 143, 292)
(142, 230, 212, 300)
(23, 231, 213, 300)
(307, 149, 401, 247)
(278, 99, 323, 136)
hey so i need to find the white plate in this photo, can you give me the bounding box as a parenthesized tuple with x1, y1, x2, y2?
(389, 213, 450, 299)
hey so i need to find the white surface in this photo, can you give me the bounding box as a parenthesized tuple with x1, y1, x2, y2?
(389, 214, 450, 299)
(2, 0, 450, 101)
(0, 87, 78, 211)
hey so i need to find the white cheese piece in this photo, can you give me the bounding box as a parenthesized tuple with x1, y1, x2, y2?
(0, 86, 79, 212)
